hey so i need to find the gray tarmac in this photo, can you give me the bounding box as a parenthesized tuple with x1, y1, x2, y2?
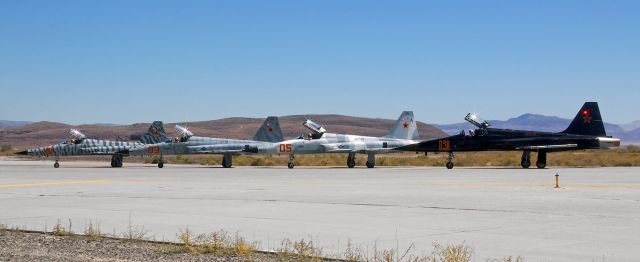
(1, 158, 639, 261)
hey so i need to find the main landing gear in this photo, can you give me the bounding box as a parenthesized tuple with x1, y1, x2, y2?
(366, 153, 376, 168)
(287, 154, 295, 169)
(521, 150, 547, 169)
(54, 158, 60, 168)
(222, 153, 233, 168)
(446, 152, 455, 169)
(110, 154, 123, 168)
(536, 151, 547, 169)
(346, 152, 356, 168)
(521, 151, 531, 168)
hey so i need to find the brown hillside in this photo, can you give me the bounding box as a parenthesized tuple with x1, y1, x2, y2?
(1, 115, 447, 150)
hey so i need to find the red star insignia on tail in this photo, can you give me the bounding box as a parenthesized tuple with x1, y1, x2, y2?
(151, 127, 159, 136)
(267, 123, 273, 132)
(582, 109, 592, 123)
(403, 122, 409, 128)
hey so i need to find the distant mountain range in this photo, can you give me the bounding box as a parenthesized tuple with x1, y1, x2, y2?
(434, 113, 640, 144)
(0, 120, 33, 129)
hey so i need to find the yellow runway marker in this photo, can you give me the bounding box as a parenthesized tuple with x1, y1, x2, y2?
(0, 179, 112, 188)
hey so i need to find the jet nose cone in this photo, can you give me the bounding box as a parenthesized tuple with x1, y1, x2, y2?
(15, 150, 28, 155)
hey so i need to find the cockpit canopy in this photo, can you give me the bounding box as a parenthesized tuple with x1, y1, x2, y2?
(303, 119, 326, 139)
(465, 113, 491, 129)
(175, 124, 193, 142)
(67, 129, 86, 144)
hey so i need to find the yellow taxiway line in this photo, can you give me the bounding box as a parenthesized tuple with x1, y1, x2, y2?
(0, 180, 112, 188)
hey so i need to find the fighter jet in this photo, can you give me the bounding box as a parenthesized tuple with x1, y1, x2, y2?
(125, 117, 284, 168)
(396, 102, 621, 169)
(256, 111, 421, 168)
(15, 122, 168, 168)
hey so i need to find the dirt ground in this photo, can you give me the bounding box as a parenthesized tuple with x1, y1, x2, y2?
(0, 230, 277, 262)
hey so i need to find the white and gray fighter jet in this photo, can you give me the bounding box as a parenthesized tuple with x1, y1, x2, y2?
(125, 117, 283, 168)
(258, 111, 421, 168)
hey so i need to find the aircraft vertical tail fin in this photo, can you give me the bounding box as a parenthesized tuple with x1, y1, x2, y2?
(253, 116, 284, 142)
(385, 111, 420, 140)
(139, 121, 168, 144)
(561, 102, 607, 136)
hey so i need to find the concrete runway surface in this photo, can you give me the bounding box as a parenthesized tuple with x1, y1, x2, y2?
(1, 158, 639, 261)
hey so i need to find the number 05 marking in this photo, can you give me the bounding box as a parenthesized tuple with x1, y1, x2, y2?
(279, 144, 292, 153)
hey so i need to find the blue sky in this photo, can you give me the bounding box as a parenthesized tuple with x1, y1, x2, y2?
(1, 1, 638, 125)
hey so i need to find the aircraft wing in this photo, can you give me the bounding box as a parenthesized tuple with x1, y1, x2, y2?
(321, 142, 396, 154)
(79, 147, 119, 155)
(516, 144, 578, 150)
(187, 145, 245, 154)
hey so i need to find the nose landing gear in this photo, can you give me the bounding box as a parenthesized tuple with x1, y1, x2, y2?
(287, 154, 295, 169)
(446, 152, 455, 169)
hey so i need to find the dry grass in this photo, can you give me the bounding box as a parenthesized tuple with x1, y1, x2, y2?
(83, 220, 104, 240)
(121, 214, 149, 241)
(52, 219, 73, 236)
(146, 146, 640, 168)
(176, 228, 257, 258)
(276, 238, 325, 261)
(2, 219, 524, 262)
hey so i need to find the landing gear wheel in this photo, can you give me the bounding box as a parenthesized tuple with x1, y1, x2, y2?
(521, 150, 531, 169)
(347, 152, 356, 168)
(536, 151, 547, 169)
(54, 162, 60, 168)
(446, 152, 455, 170)
(347, 160, 355, 168)
(222, 154, 233, 168)
(158, 162, 164, 168)
(366, 154, 376, 168)
(446, 162, 454, 169)
(366, 162, 375, 168)
(111, 154, 123, 168)
(287, 154, 295, 169)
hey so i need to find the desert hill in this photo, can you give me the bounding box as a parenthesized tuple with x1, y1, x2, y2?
(1, 115, 447, 150)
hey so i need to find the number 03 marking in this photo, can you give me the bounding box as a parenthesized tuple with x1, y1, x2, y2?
(147, 146, 161, 155)
(438, 140, 451, 151)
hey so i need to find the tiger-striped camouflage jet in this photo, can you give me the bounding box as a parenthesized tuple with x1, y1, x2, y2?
(125, 117, 283, 168)
(15, 122, 167, 168)
(256, 111, 421, 169)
